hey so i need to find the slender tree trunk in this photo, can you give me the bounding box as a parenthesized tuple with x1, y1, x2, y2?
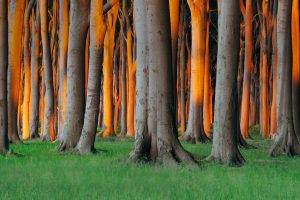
(102, 4, 119, 137)
(210, 0, 244, 165)
(292, 0, 300, 136)
(22, 0, 35, 140)
(40, 0, 55, 141)
(29, 5, 40, 139)
(57, 0, 69, 141)
(240, 0, 253, 138)
(0, 0, 9, 153)
(76, 0, 106, 154)
(130, 0, 194, 164)
(270, 0, 300, 156)
(7, 0, 24, 144)
(59, 0, 90, 151)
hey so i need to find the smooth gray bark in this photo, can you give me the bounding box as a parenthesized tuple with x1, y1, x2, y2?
(210, 0, 244, 165)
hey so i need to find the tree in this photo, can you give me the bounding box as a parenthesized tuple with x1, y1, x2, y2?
(22, 0, 35, 140)
(7, 0, 25, 144)
(59, 0, 90, 151)
(240, 0, 253, 138)
(184, 0, 209, 143)
(269, 0, 300, 156)
(209, 0, 244, 165)
(30, 4, 41, 139)
(57, 0, 69, 141)
(76, 0, 106, 153)
(0, 0, 9, 153)
(40, 0, 55, 141)
(129, 0, 194, 164)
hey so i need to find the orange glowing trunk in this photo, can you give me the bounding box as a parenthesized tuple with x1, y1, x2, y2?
(102, 4, 119, 137)
(240, 0, 253, 138)
(203, 1, 212, 137)
(126, 27, 136, 137)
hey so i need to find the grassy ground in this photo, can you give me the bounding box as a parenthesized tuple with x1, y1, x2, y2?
(1, 136, 300, 200)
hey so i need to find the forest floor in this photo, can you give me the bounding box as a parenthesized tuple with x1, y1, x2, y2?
(1, 133, 300, 200)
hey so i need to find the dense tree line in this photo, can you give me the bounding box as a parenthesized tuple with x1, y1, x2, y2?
(0, 0, 299, 166)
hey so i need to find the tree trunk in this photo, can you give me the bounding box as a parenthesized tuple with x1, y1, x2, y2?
(76, 0, 106, 154)
(40, 0, 55, 141)
(102, 4, 119, 137)
(270, 0, 300, 156)
(7, 0, 25, 144)
(29, 5, 40, 139)
(59, 0, 90, 151)
(184, 0, 209, 143)
(57, 0, 69, 141)
(240, 0, 253, 138)
(0, 0, 9, 153)
(129, 0, 194, 165)
(209, 0, 244, 165)
(22, 0, 35, 140)
(292, 0, 300, 137)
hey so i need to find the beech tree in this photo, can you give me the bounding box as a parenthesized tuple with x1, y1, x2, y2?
(7, 0, 25, 144)
(76, 0, 106, 153)
(209, 0, 244, 165)
(59, 0, 90, 151)
(129, 0, 194, 164)
(269, 0, 300, 156)
(0, 0, 9, 153)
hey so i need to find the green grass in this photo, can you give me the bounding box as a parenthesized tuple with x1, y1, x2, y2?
(1, 136, 300, 200)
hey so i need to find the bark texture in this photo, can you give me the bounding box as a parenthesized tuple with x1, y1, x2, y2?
(210, 0, 244, 165)
(270, 0, 300, 156)
(59, 0, 90, 151)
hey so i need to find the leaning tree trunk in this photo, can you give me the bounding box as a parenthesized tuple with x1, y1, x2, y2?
(57, 0, 69, 141)
(40, 0, 55, 141)
(209, 0, 244, 165)
(59, 0, 90, 151)
(7, 0, 25, 144)
(129, 0, 195, 165)
(0, 0, 9, 153)
(76, 0, 106, 154)
(269, 0, 300, 156)
(29, 5, 40, 139)
(184, 0, 209, 143)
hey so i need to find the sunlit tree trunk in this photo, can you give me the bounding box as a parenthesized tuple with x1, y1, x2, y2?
(29, 4, 40, 139)
(203, 1, 212, 137)
(57, 0, 69, 141)
(0, 0, 9, 153)
(7, 0, 24, 144)
(240, 0, 253, 138)
(40, 0, 55, 141)
(210, 0, 244, 165)
(130, 0, 194, 164)
(260, 0, 270, 138)
(102, 4, 119, 137)
(292, 0, 300, 136)
(184, 0, 208, 143)
(270, 0, 278, 136)
(270, 0, 300, 156)
(59, 0, 90, 151)
(76, 0, 106, 154)
(126, 26, 136, 137)
(22, 0, 35, 140)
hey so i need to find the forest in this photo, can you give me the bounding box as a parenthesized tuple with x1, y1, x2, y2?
(0, 0, 300, 199)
